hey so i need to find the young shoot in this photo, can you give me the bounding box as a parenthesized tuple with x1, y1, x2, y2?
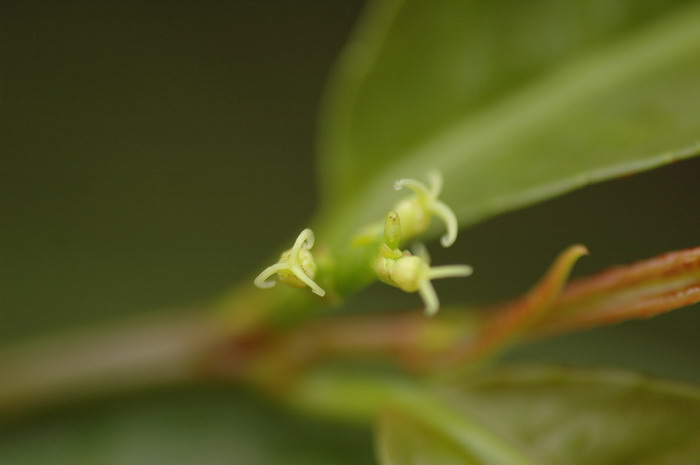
(254, 228, 326, 296)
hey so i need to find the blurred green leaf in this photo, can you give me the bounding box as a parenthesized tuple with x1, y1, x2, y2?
(377, 365, 700, 465)
(0, 387, 373, 465)
(317, 0, 700, 240)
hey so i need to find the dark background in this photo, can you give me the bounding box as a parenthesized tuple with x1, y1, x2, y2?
(2, 0, 699, 398)
(1, 1, 363, 339)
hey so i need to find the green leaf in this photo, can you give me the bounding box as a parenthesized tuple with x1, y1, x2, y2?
(317, 0, 700, 241)
(377, 365, 700, 465)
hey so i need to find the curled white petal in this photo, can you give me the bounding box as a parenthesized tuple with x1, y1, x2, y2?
(418, 280, 440, 317)
(254, 262, 288, 289)
(291, 265, 326, 297)
(430, 200, 458, 247)
(428, 264, 473, 280)
(394, 178, 431, 202)
(291, 228, 315, 254)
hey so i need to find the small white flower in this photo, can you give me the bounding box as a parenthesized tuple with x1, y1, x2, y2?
(254, 228, 326, 296)
(374, 213, 471, 316)
(393, 170, 458, 247)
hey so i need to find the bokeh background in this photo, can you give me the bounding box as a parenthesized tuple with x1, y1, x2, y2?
(2, 1, 699, 463)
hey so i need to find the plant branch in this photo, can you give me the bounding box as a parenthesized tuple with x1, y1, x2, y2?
(0, 311, 231, 419)
(238, 245, 700, 392)
(1, 246, 699, 422)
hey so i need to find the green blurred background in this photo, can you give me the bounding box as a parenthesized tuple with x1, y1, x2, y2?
(1, 0, 699, 462)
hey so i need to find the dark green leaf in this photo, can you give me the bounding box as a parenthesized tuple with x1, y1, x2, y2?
(317, 0, 700, 241)
(378, 365, 700, 464)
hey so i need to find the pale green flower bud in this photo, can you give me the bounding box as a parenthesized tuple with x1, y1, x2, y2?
(393, 171, 458, 247)
(254, 228, 326, 297)
(373, 209, 472, 316)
